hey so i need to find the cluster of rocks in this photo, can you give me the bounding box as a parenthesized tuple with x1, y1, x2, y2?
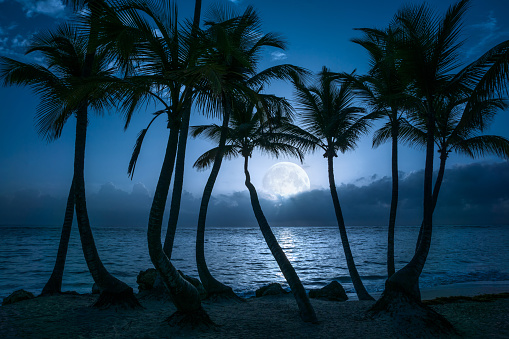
(2, 278, 347, 306)
(254, 281, 348, 301)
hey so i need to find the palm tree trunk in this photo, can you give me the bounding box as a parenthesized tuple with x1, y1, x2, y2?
(196, 98, 235, 297)
(387, 127, 399, 278)
(163, 105, 191, 258)
(74, 107, 140, 308)
(327, 154, 374, 301)
(244, 156, 317, 323)
(367, 109, 455, 336)
(382, 108, 436, 300)
(41, 178, 75, 295)
(415, 149, 448, 251)
(147, 127, 205, 314)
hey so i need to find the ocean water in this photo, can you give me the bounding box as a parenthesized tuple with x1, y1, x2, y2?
(0, 224, 508, 301)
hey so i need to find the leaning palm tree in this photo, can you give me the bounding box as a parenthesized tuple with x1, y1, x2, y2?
(369, 0, 509, 335)
(191, 6, 307, 299)
(192, 94, 318, 322)
(350, 26, 411, 278)
(0, 23, 140, 308)
(292, 66, 374, 301)
(406, 93, 509, 249)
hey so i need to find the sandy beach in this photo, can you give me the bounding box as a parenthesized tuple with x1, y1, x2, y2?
(1, 281, 509, 338)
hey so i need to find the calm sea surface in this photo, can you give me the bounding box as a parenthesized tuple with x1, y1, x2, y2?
(1, 224, 508, 301)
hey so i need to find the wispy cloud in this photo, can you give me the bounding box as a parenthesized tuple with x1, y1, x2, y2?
(467, 12, 509, 58)
(15, 0, 67, 18)
(0, 29, 36, 59)
(271, 51, 287, 61)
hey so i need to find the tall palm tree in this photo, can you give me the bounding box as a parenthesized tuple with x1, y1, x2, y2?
(0, 23, 140, 308)
(99, 0, 215, 323)
(192, 95, 318, 322)
(292, 67, 374, 301)
(406, 93, 509, 249)
(350, 26, 411, 278)
(369, 0, 509, 334)
(191, 6, 307, 299)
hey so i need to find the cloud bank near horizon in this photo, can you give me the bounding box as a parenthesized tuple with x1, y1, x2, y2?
(1, 161, 508, 227)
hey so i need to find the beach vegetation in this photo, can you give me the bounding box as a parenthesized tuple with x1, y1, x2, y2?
(192, 91, 318, 322)
(291, 67, 375, 301)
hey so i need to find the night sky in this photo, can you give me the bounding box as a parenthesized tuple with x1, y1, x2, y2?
(0, 0, 508, 227)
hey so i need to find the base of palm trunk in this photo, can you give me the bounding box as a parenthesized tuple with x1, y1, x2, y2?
(41, 279, 61, 296)
(205, 286, 244, 302)
(367, 282, 457, 337)
(166, 307, 216, 330)
(93, 287, 142, 309)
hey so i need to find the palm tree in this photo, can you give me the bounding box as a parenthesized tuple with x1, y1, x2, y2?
(350, 26, 411, 278)
(191, 6, 307, 299)
(0, 23, 140, 308)
(406, 93, 509, 249)
(192, 95, 318, 322)
(369, 0, 509, 334)
(99, 0, 216, 323)
(292, 67, 374, 301)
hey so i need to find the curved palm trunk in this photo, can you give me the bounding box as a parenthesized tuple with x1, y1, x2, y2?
(196, 100, 236, 297)
(368, 111, 455, 335)
(148, 127, 205, 315)
(386, 111, 435, 297)
(415, 150, 447, 251)
(74, 108, 140, 308)
(327, 154, 374, 301)
(163, 106, 191, 259)
(244, 156, 317, 323)
(387, 128, 399, 278)
(41, 179, 75, 295)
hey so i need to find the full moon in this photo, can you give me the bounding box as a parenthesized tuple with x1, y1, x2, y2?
(262, 162, 311, 197)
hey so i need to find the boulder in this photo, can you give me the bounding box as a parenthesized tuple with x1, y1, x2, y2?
(2, 289, 35, 306)
(255, 283, 289, 297)
(309, 281, 348, 301)
(137, 268, 158, 291)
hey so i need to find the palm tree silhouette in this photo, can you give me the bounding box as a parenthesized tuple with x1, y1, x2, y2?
(98, 0, 215, 323)
(192, 94, 318, 322)
(406, 92, 509, 248)
(192, 6, 307, 299)
(292, 67, 374, 301)
(350, 26, 411, 278)
(0, 23, 140, 308)
(369, 0, 509, 334)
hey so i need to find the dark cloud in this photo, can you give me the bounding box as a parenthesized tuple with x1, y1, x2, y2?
(1, 161, 508, 228)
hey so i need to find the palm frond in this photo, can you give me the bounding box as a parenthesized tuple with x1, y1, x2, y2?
(193, 145, 238, 170)
(452, 135, 509, 159)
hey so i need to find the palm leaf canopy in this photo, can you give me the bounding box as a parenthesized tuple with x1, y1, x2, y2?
(292, 66, 370, 156)
(399, 89, 509, 160)
(0, 23, 120, 141)
(394, 0, 471, 102)
(81, 0, 201, 128)
(191, 93, 317, 170)
(188, 5, 307, 118)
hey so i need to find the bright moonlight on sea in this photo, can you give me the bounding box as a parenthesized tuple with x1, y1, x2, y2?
(262, 162, 311, 197)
